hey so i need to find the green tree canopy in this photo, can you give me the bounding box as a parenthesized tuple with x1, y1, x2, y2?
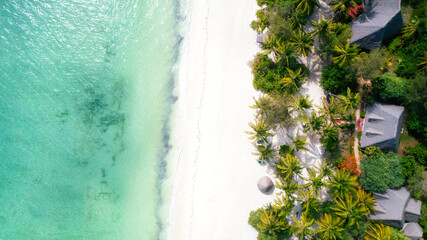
(371, 73, 408, 105)
(250, 93, 295, 130)
(290, 30, 313, 57)
(332, 40, 360, 67)
(246, 119, 273, 144)
(320, 63, 357, 94)
(405, 73, 427, 139)
(359, 149, 405, 193)
(354, 49, 387, 81)
(315, 214, 345, 240)
(328, 169, 358, 199)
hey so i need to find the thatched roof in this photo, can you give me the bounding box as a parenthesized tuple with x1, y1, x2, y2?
(402, 223, 423, 240)
(369, 188, 421, 229)
(257, 176, 274, 193)
(361, 103, 404, 152)
(350, 0, 403, 49)
(256, 33, 267, 45)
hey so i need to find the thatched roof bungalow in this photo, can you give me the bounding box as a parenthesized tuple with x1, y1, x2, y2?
(360, 103, 404, 152)
(350, 0, 403, 49)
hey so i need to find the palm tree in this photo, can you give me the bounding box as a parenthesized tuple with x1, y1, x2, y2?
(328, 170, 358, 199)
(246, 119, 273, 144)
(418, 52, 427, 71)
(288, 130, 309, 153)
(315, 214, 345, 240)
(276, 177, 299, 200)
(299, 110, 324, 136)
(302, 167, 325, 194)
(310, 16, 333, 43)
(290, 11, 307, 30)
(330, 22, 348, 36)
(317, 96, 341, 125)
(329, 0, 356, 16)
(276, 154, 303, 181)
(364, 223, 394, 240)
(297, 188, 321, 218)
(401, 18, 422, 41)
(356, 189, 376, 214)
(290, 94, 313, 114)
(280, 68, 307, 92)
(291, 214, 314, 239)
(315, 161, 334, 180)
(273, 42, 296, 66)
(253, 142, 275, 162)
(250, 94, 272, 118)
(338, 87, 360, 115)
(293, 0, 320, 16)
(290, 31, 313, 57)
(332, 40, 360, 67)
(321, 125, 339, 152)
(258, 209, 287, 237)
(262, 35, 278, 53)
(274, 194, 295, 217)
(331, 196, 368, 229)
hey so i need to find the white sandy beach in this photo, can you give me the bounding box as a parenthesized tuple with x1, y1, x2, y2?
(167, 0, 277, 239)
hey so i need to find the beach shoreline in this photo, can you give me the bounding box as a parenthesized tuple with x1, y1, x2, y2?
(166, 0, 278, 239)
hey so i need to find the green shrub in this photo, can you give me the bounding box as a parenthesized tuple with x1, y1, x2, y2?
(316, 24, 351, 63)
(360, 151, 405, 192)
(360, 111, 365, 118)
(321, 126, 339, 154)
(320, 64, 357, 94)
(251, 9, 269, 32)
(354, 49, 387, 80)
(420, 201, 427, 238)
(279, 144, 291, 157)
(250, 53, 306, 94)
(405, 73, 427, 140)
(395, 38, 427, 78)
(405, 163, 426, 200)
(401, 155, 416, 178)
(406, 143, 427, 166)
(248, 207, 291, 240)
(318, 200, 335, 216)
(371, 73, 408, 104)
(388, 37, 403, 52)
(255, 93, 295, 130)
(248, 208, 264, 232)
(395, 58, 419, 78)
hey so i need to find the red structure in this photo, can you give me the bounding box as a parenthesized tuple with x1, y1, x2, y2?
(348, 4, 364, 19)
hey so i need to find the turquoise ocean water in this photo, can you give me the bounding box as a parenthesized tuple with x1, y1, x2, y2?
(0, 0, 183, 239)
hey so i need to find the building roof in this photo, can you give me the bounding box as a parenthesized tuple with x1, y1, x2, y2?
(256, 33, 267, 45)
(369, 188, 409, 223)
(350, 0, 403, 49)
(402, 222, 423, 240)
(361, 103, 404, 151)
(405, 198, 422, 216)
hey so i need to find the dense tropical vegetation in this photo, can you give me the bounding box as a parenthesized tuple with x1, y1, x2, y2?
(248, 0, 426, 238)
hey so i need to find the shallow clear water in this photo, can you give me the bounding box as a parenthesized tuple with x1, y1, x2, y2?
(0, 0, 177, 239)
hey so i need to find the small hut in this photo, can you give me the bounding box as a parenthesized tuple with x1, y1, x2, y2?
(350, 0, 403, 49)
(257, 176, 274, 194)
(256, 33, 267, 46)
(402, 222, 423, 240)
(360, 103, 404, 152)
